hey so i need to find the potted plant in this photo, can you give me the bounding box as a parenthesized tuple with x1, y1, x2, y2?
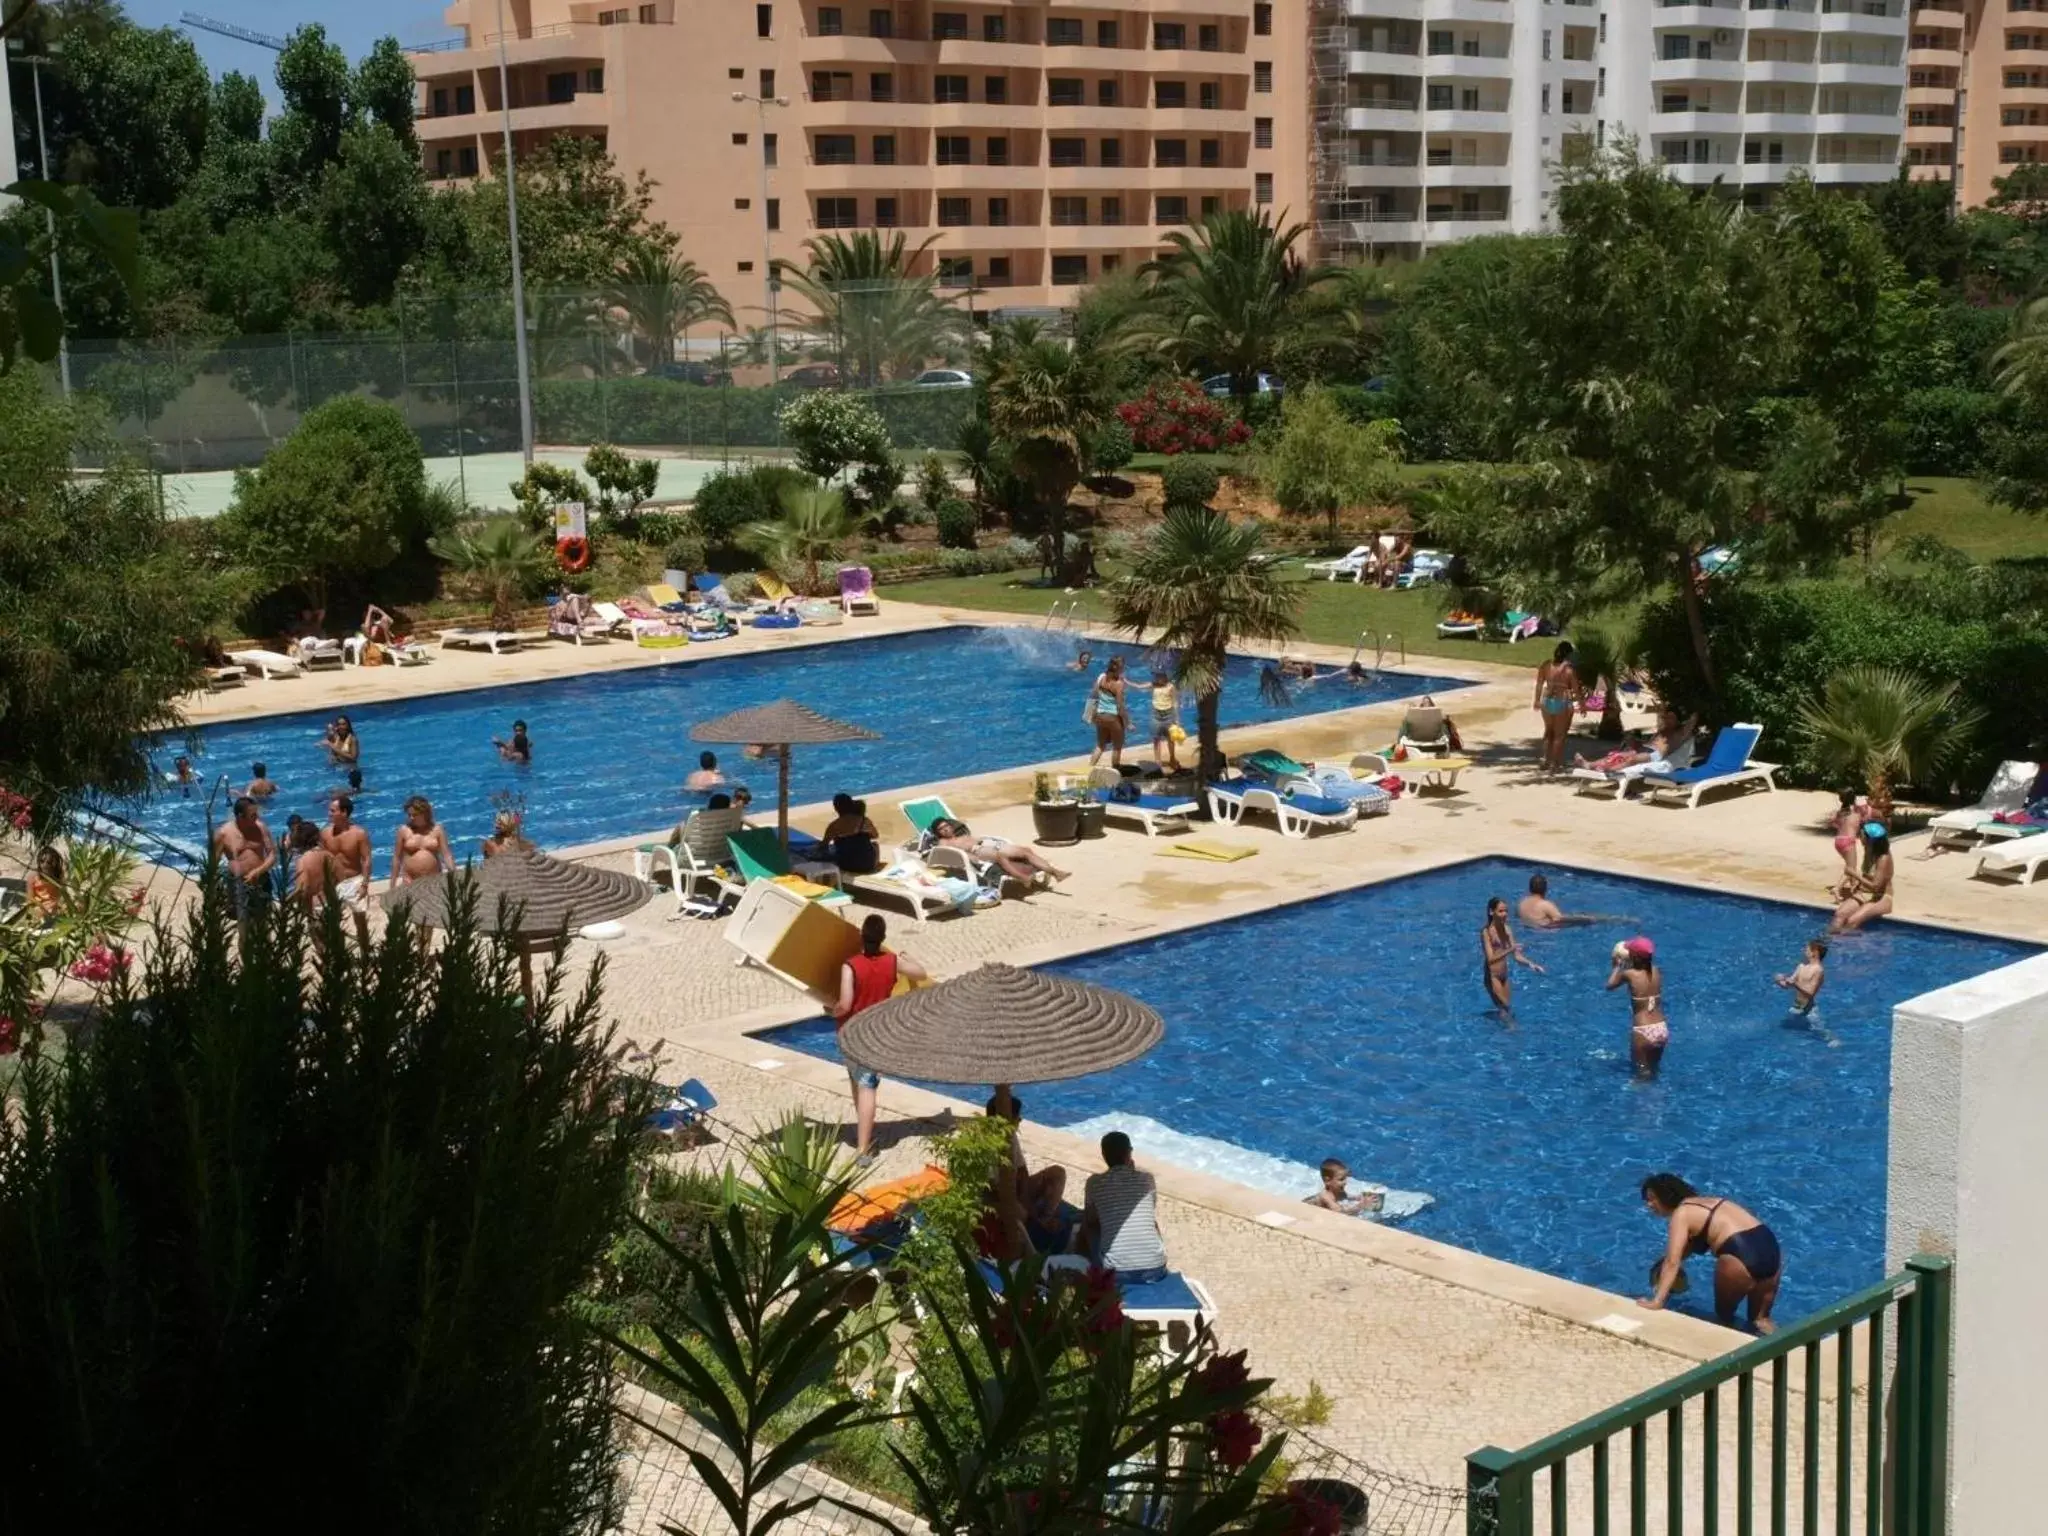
(1031, 771, 1080, 845)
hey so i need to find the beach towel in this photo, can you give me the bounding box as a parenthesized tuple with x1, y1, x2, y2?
(1156, 839, 1257, 863)
(829, 1167, 950, 1234)
(1241, 749, 1309, 779)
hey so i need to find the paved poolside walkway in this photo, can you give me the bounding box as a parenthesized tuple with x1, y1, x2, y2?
(142, 596, 2044, 1500)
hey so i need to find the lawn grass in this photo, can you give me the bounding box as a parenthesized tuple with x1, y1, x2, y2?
(1880, 477, 2048, 563)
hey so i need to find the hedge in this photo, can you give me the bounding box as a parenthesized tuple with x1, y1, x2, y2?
(532, 379, 972, 454)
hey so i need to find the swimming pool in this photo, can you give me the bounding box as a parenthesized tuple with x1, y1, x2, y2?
(121, 627, 1465, 860)
(761, 857, 2038, 1320)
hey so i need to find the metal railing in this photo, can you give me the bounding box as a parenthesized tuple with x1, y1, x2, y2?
(1465, 1255, 1953, 1536)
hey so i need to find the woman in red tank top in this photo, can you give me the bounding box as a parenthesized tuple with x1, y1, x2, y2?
(835, 915, 928, 1165)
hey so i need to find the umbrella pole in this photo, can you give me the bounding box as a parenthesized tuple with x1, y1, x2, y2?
(778, 743, 791, 852)
(519, 948, 537, 1019)
(990, 1082, 1028, 1259)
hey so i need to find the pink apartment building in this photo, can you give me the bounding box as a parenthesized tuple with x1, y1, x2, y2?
(1906, 0, 2048, 206)
(412, 0, 1312, 317)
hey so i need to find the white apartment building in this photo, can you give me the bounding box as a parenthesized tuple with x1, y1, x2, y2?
(1313, 0, 1908, 261)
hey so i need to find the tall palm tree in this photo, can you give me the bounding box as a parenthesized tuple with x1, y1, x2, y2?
(1796, 665, 1986, 822)
(739, 482, 861, 595)
(607, 244, 735, 371)
(429, 516, 553, 627)
(981, 320, 1110, 581)
(779, 231, 966, 387)
(1107, 507, 1301, 779)
(1138, 209, 1330, 398)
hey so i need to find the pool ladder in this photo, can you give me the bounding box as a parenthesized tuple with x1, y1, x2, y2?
(1349, 630, 1406, 672)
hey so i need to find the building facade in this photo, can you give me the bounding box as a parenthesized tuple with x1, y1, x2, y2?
(1905, 0, 2048, 208)
(411, 0, 1312, 317)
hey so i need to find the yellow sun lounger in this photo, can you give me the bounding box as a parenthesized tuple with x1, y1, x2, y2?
(756, 570, 795, 603)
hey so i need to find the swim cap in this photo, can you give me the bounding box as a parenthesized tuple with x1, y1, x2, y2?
(1624, 937, 1655, 958)
(1863, 821, 1888, 839)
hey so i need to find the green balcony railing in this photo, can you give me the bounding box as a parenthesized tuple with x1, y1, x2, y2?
(1466, 1254, 1953, 1536)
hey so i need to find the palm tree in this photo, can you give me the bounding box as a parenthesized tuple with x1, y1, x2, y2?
(1107, 507, 1301, 779)
(1796, 665, 1986, 822)
(779, 231, 966, 387)
(1993, 291, 2048, 409)
(607, 244, 734, 371)
(981, 320, 1111, 581)
(429, 516, 553, 627)
(1138, 209, 1329, 398)
(740, 482, 861, 595)
(1564, 625, 1636, 741)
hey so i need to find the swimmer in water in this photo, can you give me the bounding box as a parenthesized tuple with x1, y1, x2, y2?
(1308, 1158, 1385, 1217)
(1517, 873, 1628, 929)
(1775, 938, 1828, 1014)
(1069, 647, 1094, 672)
(246, 761, 279, 800)
(1607, 936, 1668, 1077)
(1481, 896, 1544, 1017)
(686, 751, 724, 793)
(494, 719, 532, 763)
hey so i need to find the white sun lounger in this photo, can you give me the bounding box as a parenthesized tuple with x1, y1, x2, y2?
(1303, 545, 1372, 582)
(439, 628, 545, 655)
(294, 637, 346, 671)
(1974, 835, 2048, 884)
(847, 858, 981, 927)
(1930, 760, 2040, 848)
(228, 648, 303, 680)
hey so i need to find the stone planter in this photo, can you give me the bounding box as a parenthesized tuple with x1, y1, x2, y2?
(1031, 800, 1081, 845)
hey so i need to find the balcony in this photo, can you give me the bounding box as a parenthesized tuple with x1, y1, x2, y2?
(1424, 154, 1511, 185)
(1908, 45, 1962, 68)
(1662, 156, 1743, 182)
(1820, 3, 1907, 34)
(1424, 0, 1514, 22)
(1426, 105, 1512, 129)
(1425, 49, 1514, 78)
(1654, 108, 1747, 132)
(1814, 110, 1903, 132)
(1818, 59, 1904, 84)
(1348, 97, 1422, 130)
(1747, 2, 1820, 30)
(1659, 3, 1748, 24)
(1811, 154, 1906, 180)
(1344, 0, 1423, 16)
(798, 30, 937, 64)
(1903, 119, 1954, 140)
(1747, 58, 1821, 80)
(1652, 55, 1751, 83)
(1351, 48, 1424, 76)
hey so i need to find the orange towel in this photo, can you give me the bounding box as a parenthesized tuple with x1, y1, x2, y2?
(828, 1166, 950, 1233)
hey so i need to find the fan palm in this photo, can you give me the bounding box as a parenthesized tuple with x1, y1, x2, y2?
(1992, 291, 2048, 411)
(1107, 507, 1301, 778)
(1796, 665, 1986, 823)
(981, 321, 1111, 581)
(428, 516, 553, 627)
(1138, 209, 1330, 398)
(779, 231, 966, 387)
(607, 244, 735, 370)
(739, 482, 861, 595)
(1563, 625, 1637, 741)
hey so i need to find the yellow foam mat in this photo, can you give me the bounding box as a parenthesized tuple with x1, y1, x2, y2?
(1156, 838, 1258, 862)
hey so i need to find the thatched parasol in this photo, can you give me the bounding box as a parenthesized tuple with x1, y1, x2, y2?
(690, 700, 880, 850)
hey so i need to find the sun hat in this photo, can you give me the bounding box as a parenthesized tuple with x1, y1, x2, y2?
(1624, 936, 1656, 958)
(1863, 820, 1888, 838)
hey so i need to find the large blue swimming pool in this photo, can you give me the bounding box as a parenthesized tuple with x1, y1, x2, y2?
(120, 627, 1464, 860)
(762, 857, 2038, 1320)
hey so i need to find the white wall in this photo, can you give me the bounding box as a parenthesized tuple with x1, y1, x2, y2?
(1, 53, 19, 193)
(1888, 950, 2048, 1536)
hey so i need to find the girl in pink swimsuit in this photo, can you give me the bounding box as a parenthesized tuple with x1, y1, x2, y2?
(1607, 936, 1668, 1078)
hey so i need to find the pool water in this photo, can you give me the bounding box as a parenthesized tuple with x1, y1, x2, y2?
(120, 627, 1464, 861)
(761, 857, 2038, 1320)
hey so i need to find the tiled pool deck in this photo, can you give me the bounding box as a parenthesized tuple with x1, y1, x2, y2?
(131, 596, 2048, 1492)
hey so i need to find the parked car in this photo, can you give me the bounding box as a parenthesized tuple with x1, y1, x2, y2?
(909, 367, 974, 389)
(1201, 372, 1284, 397)
(784, 363, 842, 388)
(652, 361, 733, 386)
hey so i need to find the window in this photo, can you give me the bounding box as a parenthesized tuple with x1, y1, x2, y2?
(1053, 255, 1088, 285)
(818, 6, 842, 32)
(1200, 138, 1221, 166)
(1199, 24, 1220, 50)
(1661, 91, 1689, 112)
(983, 13, 1006, 41)
(987, 256, 1011, 284)
(1156, 194, 1189, 222)
(458, 144, 478, 176)
(936, 74, 969, 102)
(937, 135, 970, 164)
(1201, 194, 1220, 216)
(1051, 76, 1083, 104)
(766, 197, 781, 230)
(1599, 13, 1606, 40)
(869, 8, 893, 36)
(1543, 27, 1552, 59)
(1049, 18, 1081, 44)
(1052, 196, 1088, 225)
(732, 68, 745, 78)
(871, 133, 894, 163)
(1661, 33, 1689, 60)
(870, 72, 894, 101)
(435, 147, 452, 176)
(934, 11, 966, 38)
(1542, 82, 1552, 113)
(1200, 81, 1220, 109)
(987, 135, 1009, 164)
(1428, 28, 1452, 54)
(1100, 195, 1123, 224)
(812, 70, 851, 100)
(1254, 61, 1272, 92)
(940, 257, 975, 286)
(1101, 253, 1122, 273)
(764, 132, 778, 166)
(739, 260, 754, 272)
(939, 196, 971, 225)
(761, 68, 776, 96)
(1427, 83, 1453, 109)
(988, 197, 1009, 225)
(1254, 3, 1271, 35)
(817, 196, 857, 228)
(985, 75, 1008, 103)
(1254, 172, 1273, 203)
(546, 71, 577, 103)
(1157, 138, 1188, 166)
(1461, 86, 1479, 110)
(875, 196, 898, 225)
(1562, 88, 1577, 113)
(641, 3, 658, 19)
(1597, 66, 1605, 98)
(1100, 138, 1122, 165)
(1155, 22, 1187, 48)
(1098, 78, 1120, 104)
(733, 131, 749, 145)
(816, 134, 856, 163)
(1051, 137, 1086, 165)
(1157, 80, 1188, 107)
(757, 3, 772, 36)
(1254, 115, 1273, 148)
(456, 83, 475, 113)
(431, 87, 448, 117)
(1097, 19, 1118, 46)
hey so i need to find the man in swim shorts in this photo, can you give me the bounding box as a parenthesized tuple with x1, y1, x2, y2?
(321, 793, 374, 947)
(213, 796, 277, 920)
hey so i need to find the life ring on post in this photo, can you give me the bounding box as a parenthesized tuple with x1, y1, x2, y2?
(556, 535, 590, 572)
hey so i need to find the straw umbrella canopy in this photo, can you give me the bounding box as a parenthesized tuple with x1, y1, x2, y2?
(689, 699, 880, 850)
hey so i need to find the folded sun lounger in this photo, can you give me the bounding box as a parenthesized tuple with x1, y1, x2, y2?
(722, 880, 865, 991)
(1637, 723, 1777, 809)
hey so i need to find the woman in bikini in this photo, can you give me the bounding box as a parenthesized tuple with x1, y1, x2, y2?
(1639, 1173, 1783, 1333)
(1832, 822, 1894, 932)
(1533, 641, 1580, 773)
(1480, 896, 1543, 1017)
(1086, 655, 1129, 769)
(391, 795, 455, 886)
(323, 715, 360, 768)
(1607, 936, 1668, 1077)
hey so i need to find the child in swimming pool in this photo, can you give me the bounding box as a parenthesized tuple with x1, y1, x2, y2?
(1308, 1159, 1385, 1217)
(1774, 939, 1828, 1015)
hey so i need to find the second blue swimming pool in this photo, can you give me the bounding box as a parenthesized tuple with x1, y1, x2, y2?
(762, 857, 2037, 1321)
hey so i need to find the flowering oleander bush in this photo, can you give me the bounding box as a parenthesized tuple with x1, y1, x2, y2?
(1117, 379, 1253, 456)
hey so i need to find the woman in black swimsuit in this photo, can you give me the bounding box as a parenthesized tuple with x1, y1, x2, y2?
(1639, 1173, 1782, 1333)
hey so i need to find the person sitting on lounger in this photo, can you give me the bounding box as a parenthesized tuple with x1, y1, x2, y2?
(1076, 1131, 1168, 1283)
(362, 605, 400, 646)
(823, 793, 881, 874)
(928, 816, 1070, 885)
(1309, 1158, 1384, 1217)
(985, 1094, 1069, 1251)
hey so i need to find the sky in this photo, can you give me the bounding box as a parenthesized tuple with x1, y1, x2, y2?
(125, 1, 460, 78)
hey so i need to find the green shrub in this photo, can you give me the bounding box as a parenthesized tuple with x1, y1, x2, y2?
(934, 498, 978, 550)
(915, 450, 954, 516)
(1894, 387, 2005, 476)
(1159, 455, 1221, 511)
(660, 531, 706, 573)
(1085, 417, 1134, 476)
(689, 463, 809, 555)
(531, 379, 971, 453)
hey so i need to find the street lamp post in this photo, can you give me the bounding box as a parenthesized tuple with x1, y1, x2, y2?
(493, 0, 535, 464)
(732, 91, 789, 390)
(9, 40, 70, 398)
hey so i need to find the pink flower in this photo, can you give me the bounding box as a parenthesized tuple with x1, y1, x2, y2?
(1283, 1489, 1343, 1536)
(1191, 1348, 1251, 1396)
(1209, 1409, 1262, 1468)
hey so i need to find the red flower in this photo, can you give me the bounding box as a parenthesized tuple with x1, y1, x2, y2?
(1283, 1489, 1343, 1536)
(1209, 1409, 1262, 1468)
(1191, 1348, 1251, 1397)
(0, 1017, 16, 1057)
(1079, 1265, 1125, 1334)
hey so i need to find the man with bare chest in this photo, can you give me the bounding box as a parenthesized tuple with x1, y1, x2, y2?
(213, 796, 277, 918)
(321, 794, 374, 946)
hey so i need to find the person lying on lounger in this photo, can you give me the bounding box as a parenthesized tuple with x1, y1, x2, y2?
(926, 817, 1070, 885)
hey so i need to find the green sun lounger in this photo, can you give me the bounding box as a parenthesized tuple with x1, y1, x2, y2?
(726, 827, 852, 905)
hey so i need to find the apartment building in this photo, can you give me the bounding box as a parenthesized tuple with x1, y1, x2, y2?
(1316, 0, 1907, 261)
(1904, 0, 2048, 207)
(410, 0, 1311, 313)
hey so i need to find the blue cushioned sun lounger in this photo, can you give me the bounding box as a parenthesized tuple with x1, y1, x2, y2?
(1638, 723, 1778, 809)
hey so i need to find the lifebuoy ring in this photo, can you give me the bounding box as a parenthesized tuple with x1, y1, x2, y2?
(557, 535, 590, 572)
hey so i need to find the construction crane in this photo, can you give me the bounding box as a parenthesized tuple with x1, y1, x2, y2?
(178, 12, 288, 52)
